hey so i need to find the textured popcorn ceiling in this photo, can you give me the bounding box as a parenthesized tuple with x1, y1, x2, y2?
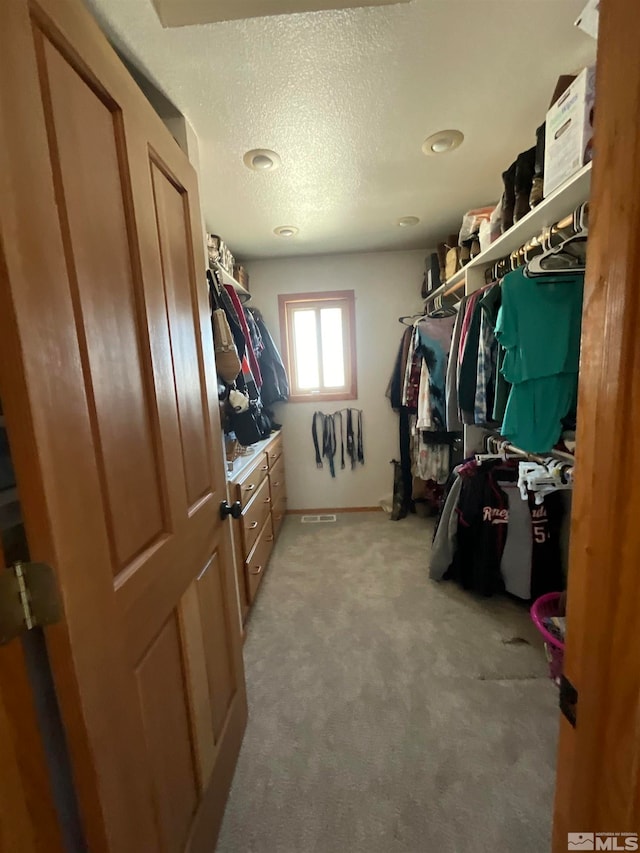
(84, 0, 595, 259)
(152, 0, 411, 28)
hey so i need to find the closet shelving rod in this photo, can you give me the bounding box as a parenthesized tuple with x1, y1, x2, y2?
(424, 162, 592, 305)
(428, 201, 588, 305)
(486, 435, 575, 469)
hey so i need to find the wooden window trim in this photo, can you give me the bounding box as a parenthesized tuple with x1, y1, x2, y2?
(278, 290, 357, 403)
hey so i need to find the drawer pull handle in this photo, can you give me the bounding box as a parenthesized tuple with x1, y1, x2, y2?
(245, 483, 256, 492)
(248, 521, 259, 530)
(249, 565, 263, 576)
(273, 481, 280, 487)
(261, 465, 269, 471)
(264, 497, 272, 504)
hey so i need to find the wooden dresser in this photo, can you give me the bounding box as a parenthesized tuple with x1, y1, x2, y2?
(227, 432, 287, 623)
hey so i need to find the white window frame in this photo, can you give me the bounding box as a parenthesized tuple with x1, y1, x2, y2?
(278, 290, 357, 403)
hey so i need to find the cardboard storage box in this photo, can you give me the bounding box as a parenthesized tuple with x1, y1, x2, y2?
(575, 0, 599, 40)
(544, 66, 596, 198)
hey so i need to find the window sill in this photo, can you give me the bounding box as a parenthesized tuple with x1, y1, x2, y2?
(288, 391, 357, 404)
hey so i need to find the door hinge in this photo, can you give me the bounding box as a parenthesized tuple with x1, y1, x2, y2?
(0, 562, 62, 645)
(559, 673, 578, 728)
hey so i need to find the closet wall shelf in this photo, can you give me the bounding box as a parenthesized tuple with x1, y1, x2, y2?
(427, 162, 592, 301)
(213, 260, 251, 304)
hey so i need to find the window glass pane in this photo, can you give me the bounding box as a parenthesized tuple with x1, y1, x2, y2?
(320, 307, 345, 388)
(293, 309, 319, 389)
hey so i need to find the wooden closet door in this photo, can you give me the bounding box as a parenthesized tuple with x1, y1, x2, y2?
(553, 0, 640, 847)
(0, 1, 246, 851)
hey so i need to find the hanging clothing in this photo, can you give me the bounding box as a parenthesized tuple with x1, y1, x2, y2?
(447, 463, 511, 596)
(208, 270, 246, 362)
(387, 326, 413, 411)
(474, 290, 499, 425)
(458, 290, 480, 367)
(416, 360, 433, 430)
(415, 439, 449, 484)
(478, 283, 511, 424)
(499, 481, 534, 599)
(432, 460, 565, 599)
(389, 315, 458, 520)
(244, 308, 264, 361)
(398, 407, 413, 515)
(224, 284, 263, 388)
(445, 296, 467, 432)
(402, 327, 421, 409)
(458, 294, 484, 424)
(415, 314, 456, 430)
(429, 475, 463, 581)
(496, 267, 584, 452)
(248, 308, 289, 406)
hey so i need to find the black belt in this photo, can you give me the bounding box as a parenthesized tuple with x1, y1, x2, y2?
(312, 411, 337, 477)
(312, 409, 364, 477)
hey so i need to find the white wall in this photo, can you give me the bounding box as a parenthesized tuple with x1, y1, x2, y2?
(246, 250, 425, 510)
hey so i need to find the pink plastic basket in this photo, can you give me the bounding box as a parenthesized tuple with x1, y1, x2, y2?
(530, 592, 565, 683)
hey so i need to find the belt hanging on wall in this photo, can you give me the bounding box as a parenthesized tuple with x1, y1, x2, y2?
(312, 409, 364, 478)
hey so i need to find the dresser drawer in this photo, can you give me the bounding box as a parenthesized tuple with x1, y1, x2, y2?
(272, 497, 287, 540)
(267, 434, 283, 468)
(241, 477, 271, 556)
(269, 455, 286, 505)
(234, 452, 269, 505)
(246, 516, 274, 601)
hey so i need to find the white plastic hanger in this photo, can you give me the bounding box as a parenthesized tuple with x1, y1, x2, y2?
(525, 202, 588, 277)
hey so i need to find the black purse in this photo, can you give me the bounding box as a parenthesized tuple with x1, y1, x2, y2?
(229, 406, 262, 446)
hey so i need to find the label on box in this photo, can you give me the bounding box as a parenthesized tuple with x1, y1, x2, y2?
(544, 66, 595, 197)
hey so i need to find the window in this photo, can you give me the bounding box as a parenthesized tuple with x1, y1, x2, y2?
(278, 290, 357, 402)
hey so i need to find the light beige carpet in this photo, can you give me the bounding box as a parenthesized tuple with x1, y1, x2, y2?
(217, 512, 558, 853)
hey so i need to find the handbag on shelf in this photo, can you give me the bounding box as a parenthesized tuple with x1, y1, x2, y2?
(228, 391, 262, 446)
(228, 396, 272, 447)
(421, 253, 441, 298)
(230, 409, 262, 447)
(445, 245, 461, 281)
(212, 308, 241, 383)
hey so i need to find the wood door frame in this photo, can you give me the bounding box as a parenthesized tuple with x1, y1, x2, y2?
(553, 0, 640, 846)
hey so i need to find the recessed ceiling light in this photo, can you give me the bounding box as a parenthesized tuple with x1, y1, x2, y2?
(243, 149, 281, 171)
(398, 216, 420, 227)
(422, 130, 464, 156)
(274, 226, 299, 237)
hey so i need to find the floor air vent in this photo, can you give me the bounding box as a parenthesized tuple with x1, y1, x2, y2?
(301, 514, 337, 523)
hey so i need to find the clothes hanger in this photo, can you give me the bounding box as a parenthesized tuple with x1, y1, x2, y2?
(475, 435, 517, 463)
(427, 294, 458, 318)
(398, 312, 424, 326)
(525, 211, 588, 277)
